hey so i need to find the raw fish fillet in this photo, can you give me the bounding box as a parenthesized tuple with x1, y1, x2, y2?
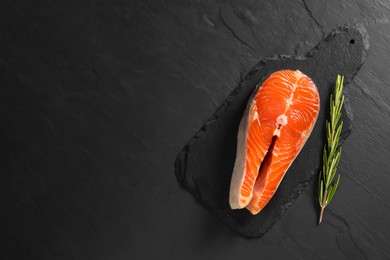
(229, 70, 320, 215)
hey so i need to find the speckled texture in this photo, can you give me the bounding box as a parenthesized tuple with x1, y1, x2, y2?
(2, 0, 390, 259)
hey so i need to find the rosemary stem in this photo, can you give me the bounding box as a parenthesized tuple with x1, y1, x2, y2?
(318, 190, 327, 224)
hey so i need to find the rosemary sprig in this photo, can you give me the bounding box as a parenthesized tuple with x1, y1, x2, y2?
(318, 75, 345, 224)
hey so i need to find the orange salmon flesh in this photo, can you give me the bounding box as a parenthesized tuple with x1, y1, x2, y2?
(229, 70, 320, 215)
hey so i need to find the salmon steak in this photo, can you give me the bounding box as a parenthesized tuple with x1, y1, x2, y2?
(229, 70, 320, 215)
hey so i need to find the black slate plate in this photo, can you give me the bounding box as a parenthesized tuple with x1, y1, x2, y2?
(175, 25, 369, 237)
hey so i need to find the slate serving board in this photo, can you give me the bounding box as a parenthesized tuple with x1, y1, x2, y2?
(175, 25, 369, 237)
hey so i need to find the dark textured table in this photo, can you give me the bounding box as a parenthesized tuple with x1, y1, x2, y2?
(2, 1, 390, 259)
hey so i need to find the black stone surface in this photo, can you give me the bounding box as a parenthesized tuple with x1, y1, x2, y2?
(175, 25, 369, 237)
(2, 0, 390, 259)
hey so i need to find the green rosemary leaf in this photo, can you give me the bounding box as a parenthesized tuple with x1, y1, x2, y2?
(335, 123, 343, 143)
(326, 175, 340, 205)
(318, 178, 323, 205)
(323, 146, 328, 167)
(326, 185, 333, 205)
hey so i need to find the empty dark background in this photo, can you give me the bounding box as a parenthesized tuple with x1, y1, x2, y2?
(2, 0, 390, 259)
